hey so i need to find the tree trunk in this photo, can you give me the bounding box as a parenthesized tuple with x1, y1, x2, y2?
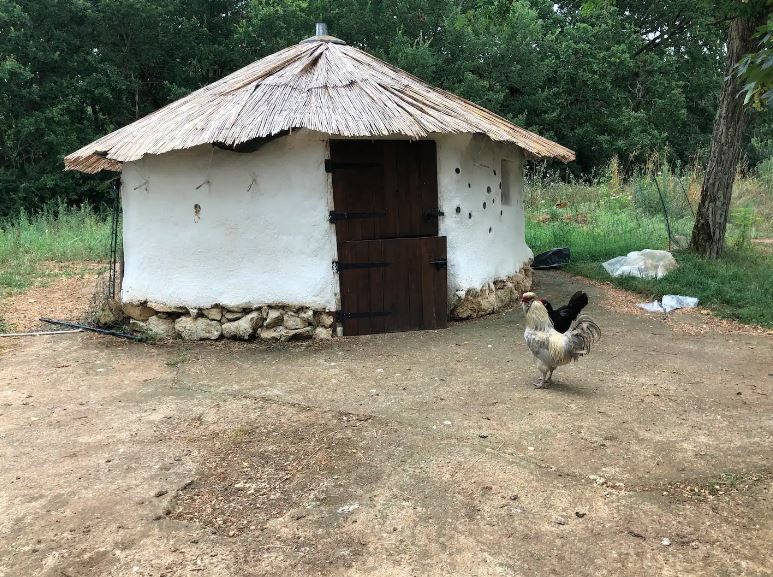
(690, 14, 764, 258)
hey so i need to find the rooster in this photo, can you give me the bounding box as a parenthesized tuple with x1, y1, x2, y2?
(521, 291, 600, 388)
(541, 291, 589, 333)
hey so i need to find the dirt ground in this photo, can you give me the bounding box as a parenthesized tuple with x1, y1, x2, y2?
(0, 271, 771, 577)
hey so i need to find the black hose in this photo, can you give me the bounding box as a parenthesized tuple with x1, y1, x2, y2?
(39, 318, 142, 341)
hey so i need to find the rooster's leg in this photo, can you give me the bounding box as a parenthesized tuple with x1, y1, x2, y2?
(534, 367, 548, 388)
(546, 369, 554, 385)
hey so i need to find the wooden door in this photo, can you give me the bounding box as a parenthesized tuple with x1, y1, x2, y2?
(329, 140, 447, 335)
(336, 237, 447, 336)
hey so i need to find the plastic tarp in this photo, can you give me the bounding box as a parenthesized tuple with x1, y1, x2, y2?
(602, 249, 678, 279)
(638, 295, 699, 314)
(532, 247, 571, 269)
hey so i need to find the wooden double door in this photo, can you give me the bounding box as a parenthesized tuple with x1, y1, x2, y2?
(329, 140, 447, 336)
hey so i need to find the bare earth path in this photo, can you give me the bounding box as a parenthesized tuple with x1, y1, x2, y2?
(0, 271, 771, 577)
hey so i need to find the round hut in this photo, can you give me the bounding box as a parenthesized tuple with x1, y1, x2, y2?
(65, 25, 574, 341)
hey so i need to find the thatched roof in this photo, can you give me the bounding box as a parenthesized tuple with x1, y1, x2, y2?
(65, 35, 574, 173)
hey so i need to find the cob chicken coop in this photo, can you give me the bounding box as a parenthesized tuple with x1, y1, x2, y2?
(65, 25, 574, 341)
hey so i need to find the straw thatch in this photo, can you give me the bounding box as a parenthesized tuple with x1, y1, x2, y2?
(65, 35, 574, 173)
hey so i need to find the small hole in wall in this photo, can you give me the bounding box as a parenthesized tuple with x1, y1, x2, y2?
(489, 227, 492, 233)
(493, 169, 497, 175)
(487, 185, 492, 193)
(468, 212, 472, 219)
(499, 182, 501, 189)
(468, 182, 471, 188)
(455, 167, 460, 174)
(193, 203, 201, 223)
(455, 206, 461, 214)
(500, 210, 503, 216)
(492, 197, 495, 204)
(483, 201, 486, 209)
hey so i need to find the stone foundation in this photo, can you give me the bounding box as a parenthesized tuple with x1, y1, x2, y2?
(450, 263, 533, 320)
(125, 302, 335, 341)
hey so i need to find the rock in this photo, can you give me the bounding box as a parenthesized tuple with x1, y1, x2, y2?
(175, 316, 222, 340)
(123, 303, 155, 322)
(97, 299, 125, 327)
(289, 326, 314, 340)
(259, 326, 289, 341)
(147, 301, 187, 314)
(129, 319, 149, 333)
(283, 313, 308, 330)
(188, 308, 200, 319)
(495, 286, 517, 310)
(263, 309, 283, 329)
(154, 489, 168, 498)
(223, 305, 245, 313)
(202, 307, 223, 321)
(146, 315, 176, 339)
(450, 287, 496, 320)
(222, 311, 261, 340)
(553, 516, 567, 526)
(575, 511, 587, 518)
(315, 311, 335, 328)
(261, 306, 269, 318)
(313, 326, 332, 340)
(478, 433, 489, 439)
(223, 311, 245, 321)
(661, 537, 671, 546)
(298, 308, 314, 322)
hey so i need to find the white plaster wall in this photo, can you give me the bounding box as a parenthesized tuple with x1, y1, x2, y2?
(120, 132, 337, 309)
(436, 134, 532, 297)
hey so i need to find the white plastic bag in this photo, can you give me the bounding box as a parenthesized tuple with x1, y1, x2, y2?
(637, 294, 699, 314)
(602, 249, 678, 279)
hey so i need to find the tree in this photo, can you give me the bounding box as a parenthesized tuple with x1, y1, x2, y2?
(690, 6, 768, 258)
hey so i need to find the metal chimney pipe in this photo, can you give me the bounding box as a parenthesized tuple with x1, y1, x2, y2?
(315, 22, 328, 36)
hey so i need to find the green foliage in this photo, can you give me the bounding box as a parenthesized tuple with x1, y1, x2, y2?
(737, 16, 773, 109)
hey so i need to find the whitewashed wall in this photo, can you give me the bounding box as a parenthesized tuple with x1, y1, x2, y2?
(120, 132, 337, 309)
(436, 134, 532, 297)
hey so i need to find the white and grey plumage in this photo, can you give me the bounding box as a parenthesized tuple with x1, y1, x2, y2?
(521, 291, 600, 388)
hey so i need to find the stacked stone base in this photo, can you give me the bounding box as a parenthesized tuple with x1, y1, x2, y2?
(450, 264, 533, 320)
(123, 302, 335, 341)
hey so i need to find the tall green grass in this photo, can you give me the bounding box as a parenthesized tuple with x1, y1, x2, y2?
(0, 202, 112, 296)
(525, 158, 773, 328)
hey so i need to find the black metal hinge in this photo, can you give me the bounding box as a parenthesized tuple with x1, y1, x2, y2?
(423, 208, 445, 220)
(325, 159, 381, 172)
(329, 211, 386, 222)
(333, 260, 391, 272)
(336, 310, 392, 321)
(430, 258, 448, 269)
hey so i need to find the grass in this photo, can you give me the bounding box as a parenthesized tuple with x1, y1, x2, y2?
(0, 202, 111, 293)
(0, 202, 112, 329)
(525, 158, 773, 328)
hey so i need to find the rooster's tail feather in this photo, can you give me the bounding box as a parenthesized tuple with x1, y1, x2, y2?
(568, 314, 601, 358)
(568, 291, 589, 313)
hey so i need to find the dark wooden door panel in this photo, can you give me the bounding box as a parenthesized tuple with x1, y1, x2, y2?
(338, 238, 447, 336)
(330, 140, 438, 242)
